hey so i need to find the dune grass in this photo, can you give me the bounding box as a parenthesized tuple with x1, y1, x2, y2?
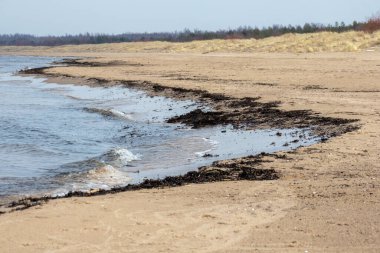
(1, 31, 380, 54)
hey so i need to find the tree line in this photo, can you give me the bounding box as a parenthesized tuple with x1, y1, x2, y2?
(0, 19, 379, 47)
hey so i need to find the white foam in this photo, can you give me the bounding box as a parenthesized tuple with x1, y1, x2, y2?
(110, 109, 134, 120)
(202, 137, 219, 146)
(195, 138, 219, 157)
(113, 148, 141, 164)
(84, 164, 131, 189)
(50, 164, 131, 197)
(195, 149, 213, 157)
(88, 164, 118, 175)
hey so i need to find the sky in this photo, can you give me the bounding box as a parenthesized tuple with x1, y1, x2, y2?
(0, 0, 379, 35)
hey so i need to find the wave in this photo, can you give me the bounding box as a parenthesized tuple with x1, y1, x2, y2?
(55, 148, 141, 175)
(195, 149, 213, 157)
(83, 107, 133, 120)
(85, 164, 129, 183)
(100, 148, 141, 165)
(50, 148, 140, 196)
(50, 164, 130, 197)
(195, 138, 219, 157)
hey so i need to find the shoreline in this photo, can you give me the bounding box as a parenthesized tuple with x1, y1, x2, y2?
(4, 153, 281, 213)
(0, 58, 358, 212)
(20, 59, 360, 138)
(0, 51, 379, 252)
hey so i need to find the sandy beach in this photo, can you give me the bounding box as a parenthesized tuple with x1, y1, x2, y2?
(0, 41, 380, 252)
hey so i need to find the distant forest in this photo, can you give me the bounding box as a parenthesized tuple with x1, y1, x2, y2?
(1, 19, 380, 46)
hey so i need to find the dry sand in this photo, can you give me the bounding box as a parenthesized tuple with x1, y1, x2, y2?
(0, 43, 380, 252)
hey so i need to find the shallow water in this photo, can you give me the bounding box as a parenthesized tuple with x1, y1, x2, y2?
(0, 56, 319, 203)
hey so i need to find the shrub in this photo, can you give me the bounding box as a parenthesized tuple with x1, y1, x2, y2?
(361, 15, 380, 33)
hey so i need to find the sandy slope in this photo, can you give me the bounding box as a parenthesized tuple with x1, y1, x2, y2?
(1, 31, 380, 54)
(0, 48, 379, 252)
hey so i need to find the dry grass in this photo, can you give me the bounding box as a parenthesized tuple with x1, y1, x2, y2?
(1, 31, 380, 54)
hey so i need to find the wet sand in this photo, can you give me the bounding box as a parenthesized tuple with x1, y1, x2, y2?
(0, 50, 379, 252)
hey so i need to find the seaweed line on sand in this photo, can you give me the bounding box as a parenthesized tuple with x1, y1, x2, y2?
(2, 153, 282, 213)
(6, 59, 361, 213)
(18, 60, 360, 139)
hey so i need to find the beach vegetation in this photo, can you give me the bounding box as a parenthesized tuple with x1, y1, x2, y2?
(1, 16, 380, 47)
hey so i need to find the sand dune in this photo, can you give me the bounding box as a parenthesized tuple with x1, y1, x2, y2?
(1, 31, 380, 55)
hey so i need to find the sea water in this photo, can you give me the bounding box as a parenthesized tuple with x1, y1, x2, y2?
(0, 56, 318, 203)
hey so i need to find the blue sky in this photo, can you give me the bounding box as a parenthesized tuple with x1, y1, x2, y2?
(0, 0, 379, 35)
